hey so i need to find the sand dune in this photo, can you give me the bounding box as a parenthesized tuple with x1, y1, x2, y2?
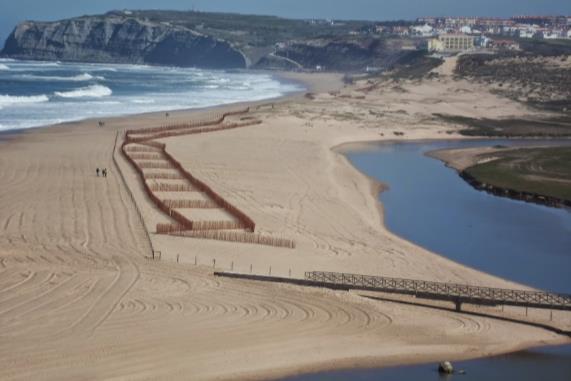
(0, 69, 569, 380)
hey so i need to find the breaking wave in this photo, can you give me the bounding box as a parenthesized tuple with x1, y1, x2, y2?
(20, 73, 104, 82)
(0, 94, 49, 109)
(0, 64, 9, 70)
(54, 84, 112, 98)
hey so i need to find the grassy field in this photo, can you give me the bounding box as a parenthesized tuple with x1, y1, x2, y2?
(464, 146, 571, 202)
(434, 114, 571, 137)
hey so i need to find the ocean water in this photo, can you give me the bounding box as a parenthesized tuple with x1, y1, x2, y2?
(0, 59, 302, 131)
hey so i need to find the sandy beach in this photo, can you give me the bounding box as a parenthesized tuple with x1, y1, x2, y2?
(0, 64, 569, 381)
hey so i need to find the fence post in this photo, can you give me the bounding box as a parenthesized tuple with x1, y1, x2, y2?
(269, 266, 272, 276)
(195, 255, 197, 265)
(177, 254, 179, 263)
(289, 269, 291, 278)
(250, 264, 252, 274)
(231, 261, 234, 271)
(213, 259, 216, 269)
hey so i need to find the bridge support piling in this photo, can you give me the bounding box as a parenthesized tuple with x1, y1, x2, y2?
(455, 300, 462, 312)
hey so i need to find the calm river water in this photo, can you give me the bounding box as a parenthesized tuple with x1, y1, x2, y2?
(281, 139, 571, 381)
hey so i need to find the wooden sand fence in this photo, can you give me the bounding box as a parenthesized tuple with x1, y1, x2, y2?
(128, 116, 224, 137)
(127, 107, 250, 136)
(127, 153, 164, 160)
(149, 183, 196, 192)
(162, 199, 218, 209)
(121, 112, 257, 233)
(169, 229, 296, 249)
(157, 220, 245, 233)
(124, 146, 161, 153)
(137, 162, 175, 169)
(126, 120, 262, 144)
(143, 172, 185, 180)
(159, 146, 256, 232)
(120, 108, 295, 248)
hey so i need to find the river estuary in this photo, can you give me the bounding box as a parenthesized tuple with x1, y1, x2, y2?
(281, 139, 571, 381)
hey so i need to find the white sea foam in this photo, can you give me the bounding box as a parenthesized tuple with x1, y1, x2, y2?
(94, 67, 117, 72)
(0, 61, 302, 131)
(0, 94, 50, 109)
(20, 73, 105, 82)
(29, 61, 60, 67)
(54, 84, 112, 98)
(0, 64, 9, 70)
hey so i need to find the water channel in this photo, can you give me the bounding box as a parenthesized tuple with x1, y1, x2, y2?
(281, 139, 571, 381)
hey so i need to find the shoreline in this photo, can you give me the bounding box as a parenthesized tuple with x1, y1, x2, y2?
(1, 67, 569, 380)
(0, 63, 342, 136)
(261, 340, 571, 381)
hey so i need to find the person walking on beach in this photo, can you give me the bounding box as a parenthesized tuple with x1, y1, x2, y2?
(96, 168, 100, 177)
(103, 168, 108, 178)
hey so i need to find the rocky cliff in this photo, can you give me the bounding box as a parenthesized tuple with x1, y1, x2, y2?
(2, 15, 247, 69)
(1, 11, 423, 72)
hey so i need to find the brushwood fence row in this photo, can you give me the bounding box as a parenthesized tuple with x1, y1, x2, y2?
(157, 220, 246, 233)
(149, 183, 196, 192)
(121, 144, 198, 231)
(124, 146, 161, 153)
(170, 230, 296, 249)
(143, 173, 185, 180)
(121, 109, 264, 238)
(137, 162, 175, 169)
(126, 120, 262, 144)
(127, 107, 250, 136)
(127, 153, 164, 160)
(162, 199, 218, 209)
(157, 141, 256, 232)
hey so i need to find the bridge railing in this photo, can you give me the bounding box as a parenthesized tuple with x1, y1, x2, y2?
(305, 271, 571, 311)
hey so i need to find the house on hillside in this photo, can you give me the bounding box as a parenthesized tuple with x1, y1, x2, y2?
(428, 34, 475, 52)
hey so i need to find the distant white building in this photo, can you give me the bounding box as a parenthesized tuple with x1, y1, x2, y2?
(460, 25, 472, 34)
(544, 30, 563, 39)
(411, 24, 435, 37)
(519, 29, 536, 39)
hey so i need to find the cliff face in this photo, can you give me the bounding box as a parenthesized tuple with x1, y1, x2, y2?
(1, 11, 423, 72)
(266, 39, 417, 72)
(2, 16, 247, 69)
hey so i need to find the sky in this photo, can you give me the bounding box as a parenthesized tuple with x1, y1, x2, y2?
(1, 0, 570, 43)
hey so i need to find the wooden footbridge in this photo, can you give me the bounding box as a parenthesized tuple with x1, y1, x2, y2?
(214, 271, 571, 312)
(304, 271, 571, 312)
